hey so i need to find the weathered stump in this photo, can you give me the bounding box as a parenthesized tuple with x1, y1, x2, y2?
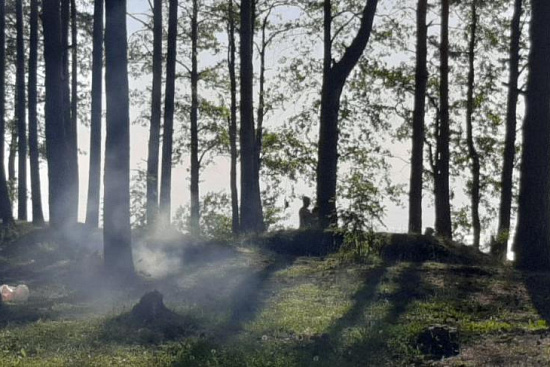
(130, 290, 172, 323)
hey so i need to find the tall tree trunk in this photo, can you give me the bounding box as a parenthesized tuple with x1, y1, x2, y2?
(159, 0, 177, 226)
(513, 0, 550, 270)
(189, 0, 200, 236)
(254, 13, 268, 206)
(85, 0, 104, 228)
(104, 0, 134, 276)
(465, 0, 480, 249)
(28, 0, 44, 225)
(146, 0, 162, 226)
(16, 0, 27, 221)
(8, 128, 15, 183)
(239, 0, 264, 233)
(62, 0, 78, 223)
(43, 0, 70, 228)
(434, 0, 452, 239)
(228, 0, 239, 235)
(0, 0, 13, 226)
(496, 0, 522, 260)
(317, 0, 379, 230)
(408, 0, 428, 234)
(70, 0, 78, 218)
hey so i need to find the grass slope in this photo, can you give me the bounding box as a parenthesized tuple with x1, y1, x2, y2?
(0, 225, 549, 366)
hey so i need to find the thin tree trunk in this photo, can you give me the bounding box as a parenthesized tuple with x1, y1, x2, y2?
(8, 128, 15, 182)
(0, 0, 13, 226)
(146, 0, 162, 226)
(70, 0, 78, 220)
(239, 0, 264, 233)
(317, 0, 379, 230)
(228, 0, 239, 235)
(189, 0, 200, 236)
(16, 0, 27, 221)
(408, 0, 428, 234)
(465, 0, 480, 249)
(43, 0, 70, 228)
(28, 0, 44, 225)
(513, 0, 550, 270)
(104, 0, 134, 276)
(254, 13, 268, 205)
(62, 0, 78, 223)
(159, 0, 177, 226)
(85, 0, 103, 228)
(434, 0, 452, 239)
(496, 0, 522, 260)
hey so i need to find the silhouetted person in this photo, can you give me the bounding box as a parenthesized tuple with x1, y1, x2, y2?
(299, 196, 313, 229)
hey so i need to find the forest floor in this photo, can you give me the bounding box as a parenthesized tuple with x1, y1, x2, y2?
(0, 223, 549, 366)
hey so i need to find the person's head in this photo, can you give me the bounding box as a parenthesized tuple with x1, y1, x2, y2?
(302, 196, 311, 208)
(312, 206, 319, 215)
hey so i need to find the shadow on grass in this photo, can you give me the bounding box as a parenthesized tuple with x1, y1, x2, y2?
(297, 261, 426, 366)
(524, 271, 550, 323)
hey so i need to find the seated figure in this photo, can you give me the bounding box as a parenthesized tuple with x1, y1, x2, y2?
(299, 196, 313, 229)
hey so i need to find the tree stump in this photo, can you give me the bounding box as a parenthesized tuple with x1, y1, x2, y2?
(416, 325, 459, 359)
(130, 290, 173, 324)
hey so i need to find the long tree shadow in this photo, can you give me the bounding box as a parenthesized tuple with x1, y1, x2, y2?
(298, 261, 426, 366)
(524, 271, 550, 323)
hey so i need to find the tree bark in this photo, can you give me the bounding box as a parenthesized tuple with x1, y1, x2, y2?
(85, 0, 104, 228)
(104, 0, 134, 276)
(16, 0, 27, 221)
(159, 0, 177, 226)
(239, 0, 264, 233)
(513, 0, 550, 270)
(70, 0, 78, 220)
(408, 0, 428, 234)
(28, 0, 44, 225)
(0, 0, 13, 226)
(317, 0, 379, 230)
(43, 0, 70, 228)
(434, 0, 452, 239)
(496, 0, 522, 260)
(8, 128, 15, 183)
(62, 0, 78, 223)
(465, 0, 480, 249)
(146, 0, 162, 226)
(189, 0, 200, 236)
(228, 0, 239, 235)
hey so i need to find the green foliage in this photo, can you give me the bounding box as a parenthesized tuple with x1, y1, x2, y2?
(174, 191, 232, 239)
(129, 168, 147, 229)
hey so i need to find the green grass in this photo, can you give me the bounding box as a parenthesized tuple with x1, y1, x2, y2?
(1, 227, 550, 366)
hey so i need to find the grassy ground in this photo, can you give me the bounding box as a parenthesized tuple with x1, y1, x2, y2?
(0, 224, 549, 366)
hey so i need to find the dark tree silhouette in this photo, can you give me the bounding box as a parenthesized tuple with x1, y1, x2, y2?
(43, 0, 70, 228)
(85, 0, 104, 228)
(228, 0, 239, 235)
(190, 0, 200, 235)
(465, 0, 480, 249)
(408, 0, 428, 234)
(496, 0, 523, 259)
(62, 0, 78, 223)
(104, 0, 134, 276)
(146, 0, 162, 226)
(0, 0, 13, 226)
(16, 0, 27, 221)
(240, 0, 264, 233)
(28, 0, 44, 225)
(434, 0, 452, 239)
(160, 0, 177, 225)
(316, 0, 379, 230)
(513, 0, 550, 270)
